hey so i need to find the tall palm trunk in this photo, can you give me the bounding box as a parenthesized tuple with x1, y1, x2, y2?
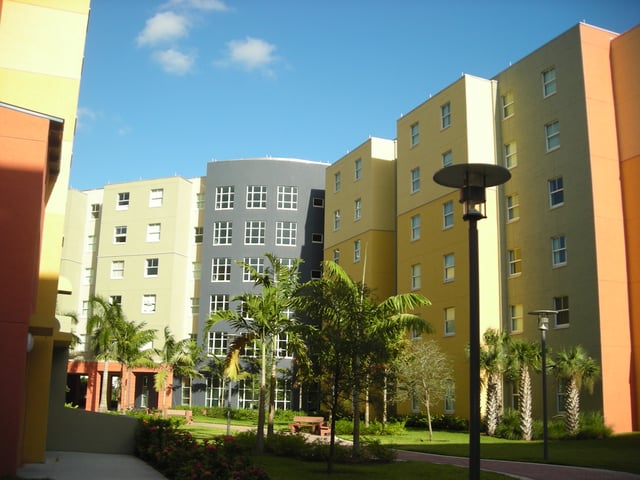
(267, 348, 276, 436)
(256, 337, 267, 453)
(352, 354, 361, 456)
(485, 371, 501, 436)
(99, 359, 110, 412)
(519, 366, 533, 441)
(564, 377, 580, 435)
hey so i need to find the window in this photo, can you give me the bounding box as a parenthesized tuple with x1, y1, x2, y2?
(410, 215, 421, 241)
(441, 102, 451, 129)
(442, 150, 453, 167)
(213, 221, 233, 245)
(556, 379, 567, 412)
(354, 239, 361, 262)
(553, 296, 569, 327)
(354, 198, 362, 220)
(114, 225, 127, 244)
(444, 253, 455, 282)
(277, 185, 298, 210)
(192, 262, 201, 280)
(504, 142, 518, 168)
(506, 194, 520, 222)
(149, 188, 163, 207)
(410, 122, 420, 147)
(411, 264, 421, 290)
(209, 294, 229, 314)
(276, 221, 297, 246)
(205, 376, 224, 408)
(312, 233, 323, 244)
(548, 177, 564, 207)
(333, 249, 340, 264)
(238, 377, 259, 409)
(207, 331, 229, 356)
(142, 294, 156, 314)
(91, 203, 101, 218)
(196, 192, 205, 209)
(313, 197, 324, 208)
(510, 304, 523, 333)
(83, 268, 93, 285)
(545, 121, 560, 151)
(311, 270, 321, 279)
(215, 186, 234, 210)
(109, 295, 122, 307)
(81, 300, 89, 317)
(145, 258, 159, 277)
(86, 234, 96, 252)
(274, 377, 292, 410)
(444, 380, 455, 413)
(333, 210, 341, 231)
(194, 226, 203, 243)
(551, 236, 567, 266)
(243, 257, 265, 282)
(443, 201, 454, 229)
(502, 92, 514, 118)
(508, 248, 522, 276)
(542, 68, 557, 97)
(334, 172, 341, 192)
(146, 223, 161, 242)
(117, 192, 129, 210)
(246, 185, 267, 209)
(410, 167, 420, 193)
(244, 221, 265, 245)
(110, 260, 124, 279)
(444, 307, 455, 336)
(276, 332, 293, 359)
(181, 377, 191, 406)
(190, 297, 199, 315)
(354, 158, 362, 180)
(211, 257, 231, 282)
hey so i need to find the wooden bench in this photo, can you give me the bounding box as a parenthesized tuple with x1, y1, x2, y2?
(289, 416, 330, 436)
(166, 409, 193, 424)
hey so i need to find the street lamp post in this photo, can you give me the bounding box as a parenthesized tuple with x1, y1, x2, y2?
(528, 309, 557, 461)
(434, 164, 511, 480)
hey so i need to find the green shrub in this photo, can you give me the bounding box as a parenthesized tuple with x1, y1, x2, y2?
(494, 409, 521, 440)
(575, 411, 613, 439)
(334, 418, 354, 435)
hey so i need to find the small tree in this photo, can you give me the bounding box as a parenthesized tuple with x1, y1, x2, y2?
(154, 327, 196, 414)
(115, 320, 156, 411)
(553, 345, 600, 435)
(505, 339, 540, 440)
(396, 339, 453, 441)
(480, 328, 510, 436)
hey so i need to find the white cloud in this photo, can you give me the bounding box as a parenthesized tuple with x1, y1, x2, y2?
(218, 37, 278, 74)
(161, 0, 228, 11)
(153, 48, 196, 75)
(137, 11, 190, 47)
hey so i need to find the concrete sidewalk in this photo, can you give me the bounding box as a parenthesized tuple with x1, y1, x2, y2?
(17, 451, 167, 480)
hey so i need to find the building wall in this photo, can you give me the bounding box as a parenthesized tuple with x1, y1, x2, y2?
(0, 0, 89, 473)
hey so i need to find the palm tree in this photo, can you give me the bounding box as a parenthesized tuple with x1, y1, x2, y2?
(506, 339, 540, 440)
(86, 295, 126, 412)
(205, 254, 303, 453)
(154, 327, 197, 414)
(553, 345, 600, 435)
(294, 260, 431, 468)
(115, 320, 156, 411)
(480, 328, 510, 436)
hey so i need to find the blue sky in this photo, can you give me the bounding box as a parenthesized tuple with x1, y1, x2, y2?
(71, 0, 639, 190)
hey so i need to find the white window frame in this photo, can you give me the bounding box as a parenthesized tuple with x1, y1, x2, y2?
(441, 102, 451, 129)
(553, 296, 570, 327)
(209, 294, 229, 314)
(109, 295, 122, 307)
(545, 121, 560, 152)
(194, 226, 203, 244)
(444, 379, 455, 413)
(542, 68, 557, 97)
(442, 150, 452, 167)
(244, 220, 265, 245)
(334, 172, 341, 192)
(551, 236, 567, 267)
(275, 221, 297, 246)
(410, 167, 420, 193)
(354, 158, 362, 180)
(146, 223, 161, 242)
(190, 297, 199, 315)
(502, 92, 514, 119)
(333, 249, 340, 264)
(215, 185, 235, 210)
(246, 185, 267, 209)
(196, 192, 205, 209)
(213, 221, 233, 245)
(145, 258, 159, 277)
(277, 185, 298, 210)
(410, 214, 421, 241)
(444, 253, 455, 282)
(510, 304, 523, 333)
(443, 201, 454, 229)
(142, 294, 156, 314)
(211, 257, 231, 282)
(508, 248, 522, 276)
(149, 188, 163, 208)
(504, 142, 518, 168)
(548, 177, 564, 207)
(207, 331, 229, 357)
(333, 210, 341, 231)
(354, 198, 362, 220)
(411, 264, 421, 291)
(506, 194, 520, 222)
(114, 225, 127, 244)
(444, 307, 455, 336)
(110, 260, 124, 279)
(117, 192, 129, 210)
(410, 122, 420, 147)
(243, 257, 265, 282)
(354, 239, 361, 263)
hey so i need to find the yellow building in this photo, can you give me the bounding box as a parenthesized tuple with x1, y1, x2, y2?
(0, 0, 90, 474)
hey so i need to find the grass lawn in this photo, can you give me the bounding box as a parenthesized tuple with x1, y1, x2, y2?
(183, 420, 640, 475)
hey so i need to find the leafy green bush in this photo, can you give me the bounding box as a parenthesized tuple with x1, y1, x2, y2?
(405, 413, 468, 431)
(334, 418, 355, 435)
(575, 412, 613, 439)
(494, 409, 521, 440)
